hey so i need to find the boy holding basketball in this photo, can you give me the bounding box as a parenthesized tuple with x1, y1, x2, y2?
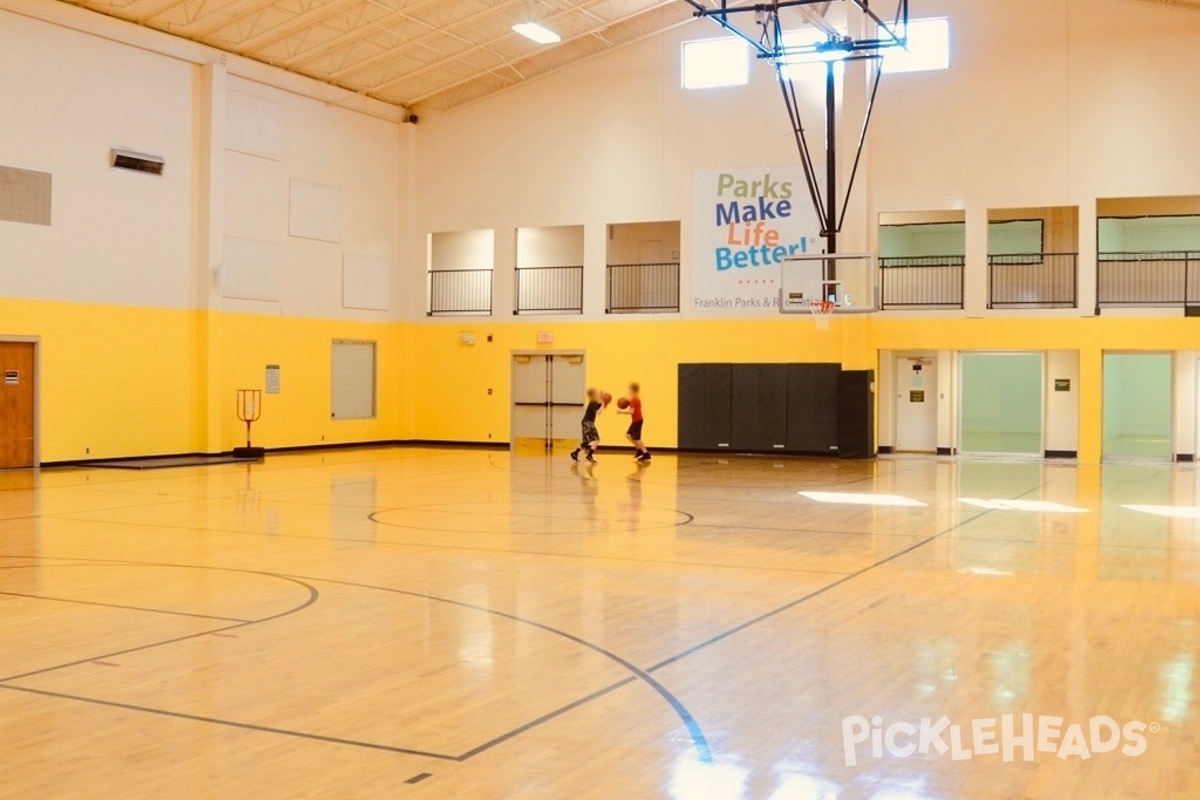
(618, 383, 649, 461)
(570, 388, 608, 464)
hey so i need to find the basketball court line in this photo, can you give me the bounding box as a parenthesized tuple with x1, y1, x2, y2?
(683, 521, 941, 539)
(0, 567, 319, 684)
(0, 683, 461, 761)
(33, 508, 860, 577)
(0, 588, 253, 623)
(365, 504, 693, 535)
(0, 475, 1048, 771)
(27, 447, 488, 498)
(0, 556, 714, 764)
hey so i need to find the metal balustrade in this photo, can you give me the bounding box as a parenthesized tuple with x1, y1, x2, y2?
(428, 269, 493, 316)
(606, 262, 681, 313)
(1096, 251, 1200, 311)
(514, 265, 584, 314)
(988, 252, 1078, 309)
(879, 255, 965, 310)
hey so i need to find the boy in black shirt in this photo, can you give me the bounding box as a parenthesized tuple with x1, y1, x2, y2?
(570, 388, 607, 464)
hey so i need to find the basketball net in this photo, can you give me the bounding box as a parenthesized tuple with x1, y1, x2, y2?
(808, 299, 835, 330)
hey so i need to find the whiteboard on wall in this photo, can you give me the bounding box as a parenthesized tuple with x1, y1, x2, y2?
(289, 179, 342, 243)
(222, 236, 281, 302)
(227, 91, 283, 161)
(343, 253, 392, 311)
(331, 340, 376, 420)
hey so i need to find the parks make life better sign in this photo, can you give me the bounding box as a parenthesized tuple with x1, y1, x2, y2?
(692, 167, 822, 312)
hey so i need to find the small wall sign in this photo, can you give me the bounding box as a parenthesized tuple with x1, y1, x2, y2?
(265, 364, 281, 394)
(910, 390, 925, 403)
(536, 331, 554, 344)
(3, 370, 17, 386)
(1054, 379, 1071, 392)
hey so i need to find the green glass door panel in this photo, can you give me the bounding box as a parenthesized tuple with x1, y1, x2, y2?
(961, 353, 1043, 454)
(1103, 354, 1172, 460)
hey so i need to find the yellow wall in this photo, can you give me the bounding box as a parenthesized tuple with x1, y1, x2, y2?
(0, 298, 401, 462)
(0, 297, 201, 461)
(5, 295, 1197, 465)
(405, 315, 1200, 465)
(404, 318, 855, 446)
(207, 312, 402, 453)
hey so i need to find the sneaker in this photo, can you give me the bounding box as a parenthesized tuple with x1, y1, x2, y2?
(569, 450, 579, 462)
(637, 452, 651, 462)
(586, 453, 597, 464)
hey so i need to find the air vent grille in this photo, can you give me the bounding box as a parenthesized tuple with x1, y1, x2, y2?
(110, 149, 164, 175)
(0, 165, 52, 226)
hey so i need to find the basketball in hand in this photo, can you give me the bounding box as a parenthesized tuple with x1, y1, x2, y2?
(617, 398, 630, 410)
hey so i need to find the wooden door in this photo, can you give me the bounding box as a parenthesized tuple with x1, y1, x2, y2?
(0, 343, 35, 468)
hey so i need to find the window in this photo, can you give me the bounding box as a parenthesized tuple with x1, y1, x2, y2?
(988, 219, 1044, 257)
(682, 37, 750, 89)
(882, 18, 950, 74)
(331, 340, 377, 420)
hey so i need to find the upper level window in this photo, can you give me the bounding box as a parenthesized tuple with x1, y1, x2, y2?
(882, 18, 950, 74)
(682, 37, 750, 89)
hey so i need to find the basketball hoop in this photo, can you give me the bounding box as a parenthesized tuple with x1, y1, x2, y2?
(809, 299, 836, 330)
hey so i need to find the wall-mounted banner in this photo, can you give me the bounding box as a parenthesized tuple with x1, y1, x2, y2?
(692, 167, 822, 312)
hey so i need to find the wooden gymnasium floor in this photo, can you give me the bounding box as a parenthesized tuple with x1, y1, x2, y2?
(0, 446, 1198, 799)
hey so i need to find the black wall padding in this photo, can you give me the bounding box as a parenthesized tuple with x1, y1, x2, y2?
(678, 362, 873, 457)
(836, 370, 876, 459)
(678, 364, 733, 450)
(786, 364, 840, 454)
(731, 364, 789, 452)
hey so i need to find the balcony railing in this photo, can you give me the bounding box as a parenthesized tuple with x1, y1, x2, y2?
(514, 265, 584, 314)
(1097, 251, 1200, 311)
(606, 262, 680, 313)
(879, 256, 965, 310)
(988, 252, 1078, 309)
(428, 269, 492, 316)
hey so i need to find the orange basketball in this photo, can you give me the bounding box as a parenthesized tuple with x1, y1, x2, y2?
(601, 391, 613, 406)
(617, 397, 630, 410)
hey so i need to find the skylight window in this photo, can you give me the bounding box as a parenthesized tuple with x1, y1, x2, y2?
(682, 37, 750, 90)
(882, 18, 951, 74)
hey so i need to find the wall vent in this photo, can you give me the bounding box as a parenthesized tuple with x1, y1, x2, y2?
(110, 149, 165, 175)
(0, 165, 52, 226)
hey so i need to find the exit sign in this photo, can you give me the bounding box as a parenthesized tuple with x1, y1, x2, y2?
(536, 331, 553, 344)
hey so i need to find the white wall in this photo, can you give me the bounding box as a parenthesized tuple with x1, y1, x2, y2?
(0, 4, 404, 321)
(412, 0, 1200, 320)
(517, 225, 584, 268)
(607, 221, 681, 265)
(0, 11, 194, 308)
(410, 23, 826, 320)
(430, 229, 495, 271)
(1046, 350, 1080, 454)
(219, 75, 401, 320)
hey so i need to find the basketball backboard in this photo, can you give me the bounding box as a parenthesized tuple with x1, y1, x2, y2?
(780, 253, 879, 315)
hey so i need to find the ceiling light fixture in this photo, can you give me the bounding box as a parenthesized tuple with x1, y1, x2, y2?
(512, 22, 561, 44)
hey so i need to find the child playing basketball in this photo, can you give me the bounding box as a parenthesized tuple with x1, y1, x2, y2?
(618, 383, 650, 461)
(570, 388, 608, 464)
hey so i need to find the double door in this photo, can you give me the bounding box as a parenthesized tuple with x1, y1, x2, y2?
(512, 353, 586, 448)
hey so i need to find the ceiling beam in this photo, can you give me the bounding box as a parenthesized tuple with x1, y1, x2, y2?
(220, 0, 369, 51)
(362, 0, 667, 96)
(285, 0, 526, 72)
(422, 14, 695, 110)
(400, 0, 679, 104)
